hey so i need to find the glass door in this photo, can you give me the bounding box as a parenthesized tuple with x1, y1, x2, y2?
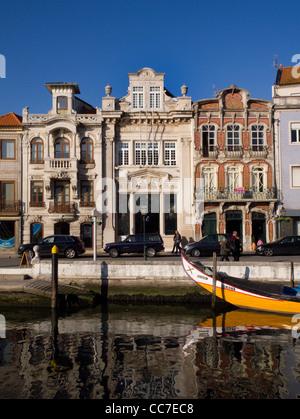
(54, 181, 70, 212)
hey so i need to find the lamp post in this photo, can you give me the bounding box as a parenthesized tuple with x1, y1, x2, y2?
(140, 205, 148, 261)
(92, 208, 101, 261)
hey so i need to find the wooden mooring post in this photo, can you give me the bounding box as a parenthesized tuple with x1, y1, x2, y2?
(212, 252, 217, 310)
(290, 261, 294, 288)
(51, 245, 59, 309)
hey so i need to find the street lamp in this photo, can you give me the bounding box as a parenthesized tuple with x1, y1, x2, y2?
(92, 208, 101, 261)
(140, 205, 148, 261)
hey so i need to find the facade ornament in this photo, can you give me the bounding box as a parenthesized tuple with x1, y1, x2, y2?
(181, 84, 188, 97)
(105, 85, 112, 97)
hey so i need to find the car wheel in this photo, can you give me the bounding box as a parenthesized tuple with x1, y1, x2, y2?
(65, 248, 77, 259)
(146, 247, 156, 257)
(191, 248, 201, 257)
(109, 248, 119, 258)
(263, 247, 274, 257)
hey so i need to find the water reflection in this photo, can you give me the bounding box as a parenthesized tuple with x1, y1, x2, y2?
(0, 305, 300, 399)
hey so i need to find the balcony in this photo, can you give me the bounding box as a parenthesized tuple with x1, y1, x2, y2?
(48, 159, 73, 169)
(0, 200, 21, 215)
(198, 146, 219, 159)
(224, 146, 244, 158)
(203, 187, 277, 202)
(48, 202, 76, 213)
(249, 146, 268, 158)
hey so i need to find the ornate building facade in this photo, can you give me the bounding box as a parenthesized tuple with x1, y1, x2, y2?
(0, 112, 23, 252)
(21, 69, 194, 252)
(101, 68, 194, 249)
(22, 83, 103, 250)
(193, 85, 277, 251)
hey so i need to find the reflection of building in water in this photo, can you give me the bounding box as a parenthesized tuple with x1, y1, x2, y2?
(1, 312, 300, 398)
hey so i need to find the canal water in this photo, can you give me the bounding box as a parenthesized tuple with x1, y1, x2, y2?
(0, 303, 300, 399)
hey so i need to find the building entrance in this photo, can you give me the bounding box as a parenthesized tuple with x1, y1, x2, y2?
(226, 210, 243, 240)
(134, 193, 160, 234)
(252, 212, 266, 244)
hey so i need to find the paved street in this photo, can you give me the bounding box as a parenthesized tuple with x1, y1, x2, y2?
(1, 251, 300, 268)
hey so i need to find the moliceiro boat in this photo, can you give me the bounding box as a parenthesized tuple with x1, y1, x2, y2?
(181, 252, 300, 314)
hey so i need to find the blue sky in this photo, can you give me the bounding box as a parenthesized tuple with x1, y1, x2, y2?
(0, 0, 299, 116)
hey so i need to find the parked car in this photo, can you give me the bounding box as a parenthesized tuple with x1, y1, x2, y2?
(183, 234, 233, 257)
(104, 233, 164, 257)
(18, 235, 86, 259)
(255, 235, 300, 256)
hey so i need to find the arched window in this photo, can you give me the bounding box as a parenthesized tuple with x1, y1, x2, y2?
(251, 125, 265, 151)
(226, 125, 241, 151)
(30, 138, 44, 163)
(55, 138, 69, 158)
(227, 166, 240, 192)
(251, 167, 265, 192)
(80, 138, 93, 163)
(203, 166, 216, 198)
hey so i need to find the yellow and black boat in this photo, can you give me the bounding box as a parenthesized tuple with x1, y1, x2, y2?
(181, 252, 300, 314)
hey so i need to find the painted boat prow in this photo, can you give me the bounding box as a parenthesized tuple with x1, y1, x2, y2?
(181, 252, 300, 315)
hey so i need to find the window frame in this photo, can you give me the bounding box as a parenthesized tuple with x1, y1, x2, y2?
(150, 86, 161, 109)
(30, 180, 44, 207)
(55, 138, 70, 158)
(80, 180, 94, 206)
(117, 142, 130, 166)
(226, 125, 241, 151)
(57, 96, 68, 112)
(290, 122, 300, 144)
(251, 124, 265, 151)
(132, 86, 144, 109)
(80, 137, 94, 163)
(251, 166, 265, 192)
(164, 142, 176, 166)
(134, 142, 159, 166)
(291, 165, 300, 188)
(0, 139, 15, 160)
(30, 138, 44, 164)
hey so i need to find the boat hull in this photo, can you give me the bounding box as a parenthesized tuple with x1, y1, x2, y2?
(181, 253, 300, 314)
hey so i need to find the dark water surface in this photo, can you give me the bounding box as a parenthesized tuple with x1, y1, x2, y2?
(1, 303, 300, 399)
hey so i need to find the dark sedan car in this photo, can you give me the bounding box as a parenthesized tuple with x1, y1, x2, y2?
(18, 235, 86, 259)
(255, 235, 300, 256)
(183, 234, 232, 257)
(104, 233, 164, 257)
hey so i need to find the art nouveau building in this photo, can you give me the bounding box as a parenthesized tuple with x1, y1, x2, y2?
(22, 83, 103, 249)
(21, 69, 194, 252)
(101, 68, 194, 249)
(193, 85, 277, 251)
(0, 112, 23, 252)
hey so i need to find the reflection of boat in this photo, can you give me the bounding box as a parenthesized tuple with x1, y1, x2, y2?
(183, 309, 293, 353)
(181, 252, 300, 314)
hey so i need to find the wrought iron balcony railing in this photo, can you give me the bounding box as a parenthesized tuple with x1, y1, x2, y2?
(0, 200, 21, 215)
(48, 202, 76, 213)
(202, 187, 277, 201)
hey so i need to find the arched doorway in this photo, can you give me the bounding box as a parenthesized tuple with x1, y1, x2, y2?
(226, 210, 243, 240)
(54, 222, 70, 235)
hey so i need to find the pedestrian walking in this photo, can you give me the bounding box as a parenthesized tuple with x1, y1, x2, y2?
(171, 230, 182, 254)
(232, 234, 242, 261)
(220, 238, 230, 261)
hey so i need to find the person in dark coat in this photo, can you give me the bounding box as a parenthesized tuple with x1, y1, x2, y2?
(232, 234, 242, 261)
(220, 238, 230, 261)
(172, 231, 182, 254)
